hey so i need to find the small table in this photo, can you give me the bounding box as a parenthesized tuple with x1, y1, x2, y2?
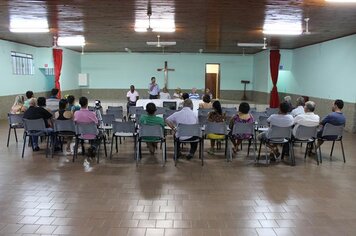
(241, 80, 250, 100)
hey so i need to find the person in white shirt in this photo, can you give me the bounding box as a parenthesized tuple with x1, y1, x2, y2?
(258, 101, 294, 160)
(293, 101, 320, 136)
(159, 87, 171, 99)
(166, 99, 199, 160)
(291, 97, 305, 117)
(127, 85, 139, 116)
(173, 87, 182, 99)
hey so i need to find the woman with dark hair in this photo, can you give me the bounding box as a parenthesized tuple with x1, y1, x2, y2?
(199, 94, 213, 109)
(229, 102, 255, 154)
(207, 100, 226, 154)
(55, 99, 73, 155)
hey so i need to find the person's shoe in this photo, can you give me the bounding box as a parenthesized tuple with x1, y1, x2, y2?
(186, 154, 193, 160)
(87, 147, 94, 157)
(269, 153, 276, 162)
(207, 149, 215, 155)
(34, 146, 40, 151)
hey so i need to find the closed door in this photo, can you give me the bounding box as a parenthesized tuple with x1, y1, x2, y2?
(205, 64, 220, 99)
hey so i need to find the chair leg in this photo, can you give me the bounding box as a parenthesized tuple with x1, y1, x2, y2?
(314, 142, 319, 165)
(340, 140, 346, 163)
(318, 145, 322, 164)
(330, 140, 335, 157)
(96, 140, 100, 164)
(247, 139, 252, 156)
(45, 135, 50, 159)
(136, 140, 140, 166)
(110, 136, 114, 159)
(289, 142, 295, 166)
(174, 140, 179, 167)
(14, 128, 18, 142)
(162, 141, 165, 167)
(201, 140, 204, 166)
(22, 135, 27, 158)
(257, 141, 262, 162)
(7, 127, 11, 147)
(73, 139, 79, 162)
(115, 136, 118, 153)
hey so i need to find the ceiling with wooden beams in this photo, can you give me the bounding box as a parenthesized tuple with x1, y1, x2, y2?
(0, 0, 356, 54)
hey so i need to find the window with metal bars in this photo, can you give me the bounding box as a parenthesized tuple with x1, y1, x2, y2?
(11, 51, 34, 75)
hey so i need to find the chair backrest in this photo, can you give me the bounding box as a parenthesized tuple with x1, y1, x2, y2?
(138, 124, 164, 139)
(267, 125, 292, 140)
(23, 118, 47, 131)
(266, 108, 279, 116)
(177, 124, 202, 138)
(8, 113, 24, 126)
(107, 106, 123, 111)
(258, 115, 269, 127)
(101, 114, 116, 125)
(53, 119, 76, 133)
(198, 115, 208, 125)
(294, 125, 318, 140)
(129, 106, 144, 114)
(232, 122, 254, 136)
(88, 106, 95, 111)
(105, 109, 123, 120)
(198, 108, 213, 117)
(155, 107, 167, 115)
(251, 111, 266, 123)
(112, 121, 136, 134)
(75, 122, 99, 137)
(205, 122, 227, 135)
(222, 107, 236, 118)
(164, 110, 178, 120)
(322, 123, 344, 138)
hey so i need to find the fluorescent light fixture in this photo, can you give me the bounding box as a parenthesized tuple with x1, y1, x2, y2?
(57, 36, 85, 46)
(326, 0, 356, 2)
(10, 18, 49, 33)
(263, 22, 302, 35)
(237, 43, 265, 47)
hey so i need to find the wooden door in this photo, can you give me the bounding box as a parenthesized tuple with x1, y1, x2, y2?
(206, 73, 217, 99)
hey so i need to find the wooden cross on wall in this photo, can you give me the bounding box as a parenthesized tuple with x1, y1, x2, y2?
(157, 61, 175, 88)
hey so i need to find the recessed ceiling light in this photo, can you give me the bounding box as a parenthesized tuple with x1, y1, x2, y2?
(10, 18, 49, 33)
(57, 36, 85, 46)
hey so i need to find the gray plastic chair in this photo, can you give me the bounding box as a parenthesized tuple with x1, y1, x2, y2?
(230, 122, 256, 162)
(318, 123, 345, 163)
(74, 122, 107, 163)
(204, 121, 228, 160)
(22, 118, 52, 158)
(258, 125, 294, 165)
(198, 108, 213, 117)
(266, 108, 279, 116)
(293, 125, 319, 165)
(174, 124, 203, 166)
(136, 124, 166, 166)
(106, 109, 124, 121)
(52, 119, 76, 158)
(108, 106, 123, 111)
(7, 113, 24, 147)
(110, 121, 137, 159)
(128, 106, 144, 121)
(222, 107, 237, 118)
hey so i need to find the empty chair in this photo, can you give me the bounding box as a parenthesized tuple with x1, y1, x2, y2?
(229, 122, 256, 162)
(129, 106, 144, 121)
(292, 125, 319, 165)
(106, 108, 124, 121)
(266, 107, 279, 116)
(163, 109, 178, 120)
(222, 107, 237, 118)
(107, 106, 123, 111)
(74, 122, 107, 163)
(174, 124, 204, 166)
(22, 118, 53, 158)
(256, 115, 269, 133)
(7, 113, 24, 147)
(52, 119, 76, 158)
(317, 123, 345, 163)
(110, 121, 137, 159)
(136, 124, 166, 166)
(258, 125, 294, 165)
(251, 111, 266, 124)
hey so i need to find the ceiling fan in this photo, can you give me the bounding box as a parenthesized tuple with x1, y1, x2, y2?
(303, 18, 311, 35)
(146, 2, 153, 32)
(146, 35, 176, 47)
(237, 37, 267, 49)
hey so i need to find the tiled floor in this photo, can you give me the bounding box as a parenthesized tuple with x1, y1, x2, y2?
(1, 120, 356, 236)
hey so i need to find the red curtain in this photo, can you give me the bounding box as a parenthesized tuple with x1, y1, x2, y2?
(53, 49, 63, 98)
(269, 50, 280, 108)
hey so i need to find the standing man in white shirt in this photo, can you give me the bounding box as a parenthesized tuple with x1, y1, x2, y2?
(291, 97, 305, 117)
(127, 85, 139, 117)
(148, 77, 160, 99)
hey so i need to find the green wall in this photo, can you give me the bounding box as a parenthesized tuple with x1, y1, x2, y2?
(81, 53, 254, 91)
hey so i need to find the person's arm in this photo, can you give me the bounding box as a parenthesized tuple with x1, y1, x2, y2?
(165, 119, 176, 131)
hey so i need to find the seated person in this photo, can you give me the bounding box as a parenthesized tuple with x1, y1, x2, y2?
(74, 97, 100, 163)
(55, 99, 74, 155)
(66, 95, 80, 113)
(37, 97, 52, 113)
(199, 94, 213, 109)
(46, 88, 60, 112)
(229, 102, 255, 154)
(291, 97, 305, 117)
(283, 96, 293, 112)
(159, 87, 171, 99)
(173, 87, 182, 99)
(10, 95, 26, 114)
(316, 99, 346, 149)
(293, 101, 320, 136)
(258, 101, 294, 160)
(189, 87, 200, 100)
(23, 98, 53, 151)
(23, 90, 34, 109)
(139, 103, 165, 155)
(166, 99, 199, 160)
(207, 101, 226, 155)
